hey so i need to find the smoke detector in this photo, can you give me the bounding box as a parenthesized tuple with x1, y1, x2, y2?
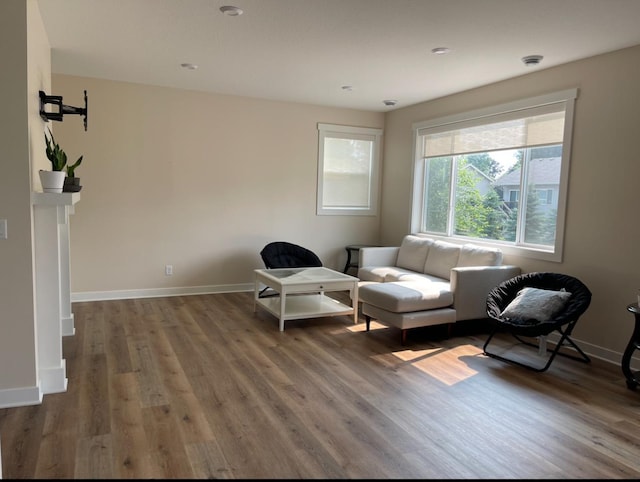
(383, 99, 397, 106)
(522, 55, 543, 66)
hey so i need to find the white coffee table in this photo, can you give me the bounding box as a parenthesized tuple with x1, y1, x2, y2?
(254, 267, 359, 331)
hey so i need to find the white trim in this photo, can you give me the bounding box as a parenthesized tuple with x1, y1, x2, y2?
(412, 88, 578, 131)
(410, 89, 578, 262)
(39, 362, 67, 394)
(0, 384, 42, 409)
(61, 314, 75, 336)
(546, 332, 640, 372)
(71, 283, 254, 302)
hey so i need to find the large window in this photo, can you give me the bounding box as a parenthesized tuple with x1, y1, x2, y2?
(411, 89, 577, 261)
(317, 123, 382, 216)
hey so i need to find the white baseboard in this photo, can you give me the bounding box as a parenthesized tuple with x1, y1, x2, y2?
(544, 332, 639, 371)
(71, 283, 253, 302)
(0, 384, 42, 409)
(39, 362, 68, 394)
(61, 314, 75, 336)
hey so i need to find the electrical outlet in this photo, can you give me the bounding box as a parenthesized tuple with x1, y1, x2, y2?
(165, 264, 173, 276)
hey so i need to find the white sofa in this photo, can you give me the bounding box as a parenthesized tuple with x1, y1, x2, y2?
(357, 235, 521, 343)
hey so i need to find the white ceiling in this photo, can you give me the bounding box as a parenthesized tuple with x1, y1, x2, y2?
(37, 0, 640, 112)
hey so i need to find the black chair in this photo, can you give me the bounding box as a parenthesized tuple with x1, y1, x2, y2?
(258, 242, 322, 297)
(260, 241, 322, 269)
(483, 272, 592, 372)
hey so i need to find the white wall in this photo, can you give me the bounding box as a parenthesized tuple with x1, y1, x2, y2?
(381, 45, 640, 363)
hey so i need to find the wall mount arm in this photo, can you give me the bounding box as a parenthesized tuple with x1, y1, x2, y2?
(39, 90, 88, 131)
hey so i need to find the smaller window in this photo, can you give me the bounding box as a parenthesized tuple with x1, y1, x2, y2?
(317, 123, 382, 216)
(536, 189, 553, 204)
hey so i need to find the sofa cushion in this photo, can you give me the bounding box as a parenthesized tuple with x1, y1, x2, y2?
(396, 235, 433, 272)
(423, 240, 461, 280)
(457, 243, 503, 267)
(357, 266, 439, 283)
(358, 266, 403, 282)
(359, 281, 453, 313)
(384, 270, 447, 283)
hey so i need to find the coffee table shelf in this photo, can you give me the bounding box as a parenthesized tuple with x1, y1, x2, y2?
(257, 294, 353, 320)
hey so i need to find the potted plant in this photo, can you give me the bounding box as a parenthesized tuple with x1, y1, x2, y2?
(63, 152, 83, 192)
(41, 128, 82, 193)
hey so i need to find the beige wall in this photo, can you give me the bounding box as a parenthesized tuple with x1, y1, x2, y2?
(51, 75, 383, 296)
(381, 45, 640, 361)
(0, 0, 49, 394)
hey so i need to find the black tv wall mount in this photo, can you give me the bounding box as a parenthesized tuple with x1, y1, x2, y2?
(39, 90, 88, 131)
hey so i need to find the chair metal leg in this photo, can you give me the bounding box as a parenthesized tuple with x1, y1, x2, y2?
(483, 322, 590, 372)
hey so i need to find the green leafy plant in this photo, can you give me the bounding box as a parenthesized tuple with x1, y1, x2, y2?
(66, 155, 83, 178)
(44, 127, 82, 174)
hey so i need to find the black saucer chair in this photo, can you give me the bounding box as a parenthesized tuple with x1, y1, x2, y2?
(260, 241, 322, 269)
(258, 241, 323, 297)
(483, 272, 592, 372)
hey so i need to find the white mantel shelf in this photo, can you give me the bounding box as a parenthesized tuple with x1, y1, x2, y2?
(31, 191, 80, 395)
(31, 191, 81, 206)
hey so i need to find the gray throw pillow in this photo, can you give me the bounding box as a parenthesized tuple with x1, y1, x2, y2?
(500, 287, 572, 321)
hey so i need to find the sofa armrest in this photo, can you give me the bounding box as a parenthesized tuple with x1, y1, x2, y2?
(359, 246, 399, 268)
(450, 265, 521, 321)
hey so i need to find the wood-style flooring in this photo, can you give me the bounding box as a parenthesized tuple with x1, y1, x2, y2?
(1, 291, 640, 479)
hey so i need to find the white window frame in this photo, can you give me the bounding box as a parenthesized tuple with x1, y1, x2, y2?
(317, 123, 382, 216)
(410, 89, 578, 262)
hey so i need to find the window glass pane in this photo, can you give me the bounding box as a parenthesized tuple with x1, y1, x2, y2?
(522, 153, 561, 246)
(423, 157, 452, 233)
(493, 149, 522, 243)
(453, 154, 503, 239)
(322, 137, 372, 208)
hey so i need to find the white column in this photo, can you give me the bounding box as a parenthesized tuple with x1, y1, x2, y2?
(31, 192, 80, 394)
(59, 204, 75, 336)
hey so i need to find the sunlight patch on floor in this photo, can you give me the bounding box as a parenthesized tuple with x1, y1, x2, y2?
(345, 320, 388, 333)
(395, 344, 484, 386)
(392, 347, 444, 361)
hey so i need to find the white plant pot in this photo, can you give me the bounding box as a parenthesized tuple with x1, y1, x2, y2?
(39, 170, 66, 193)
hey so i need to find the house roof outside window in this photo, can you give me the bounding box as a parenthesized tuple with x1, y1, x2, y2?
(493, 157, 562, 187)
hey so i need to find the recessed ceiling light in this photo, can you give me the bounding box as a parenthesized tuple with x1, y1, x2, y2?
(431, 47, 451, 55)
(383, 100, 397, 106)
(180, 63, 198, 70)
(220, 5, 243, 16)
(522, 54, 543, 66)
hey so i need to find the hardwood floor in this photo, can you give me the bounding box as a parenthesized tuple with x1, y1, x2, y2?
(1, 291, 640, 479)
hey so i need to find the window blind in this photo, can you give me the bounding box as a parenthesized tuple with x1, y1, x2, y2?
(418, 103, 566, 158)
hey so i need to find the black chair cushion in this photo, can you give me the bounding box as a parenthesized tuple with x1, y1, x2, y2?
(486, 272, 592, 337)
